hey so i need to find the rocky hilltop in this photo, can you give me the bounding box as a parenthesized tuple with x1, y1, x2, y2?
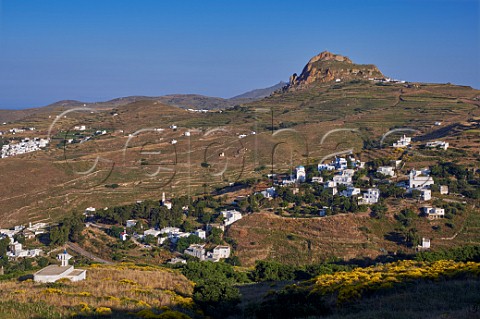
(287, 51, 384, 89)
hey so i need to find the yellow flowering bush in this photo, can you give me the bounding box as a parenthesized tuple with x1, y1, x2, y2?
(311, 260, 480, 303)
(95, 306, 112, 315)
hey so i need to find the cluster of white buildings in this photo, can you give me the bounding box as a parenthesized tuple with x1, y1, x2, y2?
(6, 242, 42, 258)
(1, 138, 49, 158)
(0, 222, 49, 259)
(392, 135, 411, 148)
(184, 244, 231, 262)
(368, 77, 406, 84)
(318, 156, 365, 172)
(316, 156, 380, 205)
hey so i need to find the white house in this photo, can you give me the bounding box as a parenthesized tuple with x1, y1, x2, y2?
(194, 229, 206, 240)
(74, 125, 86, 131)
(221, 210, 242, 226)
(84, 207, 96, 216)
(440, 185, 449, 195)
(420, 189, 432, 201)
(333, 172, 353, 185)
(184, 244, 205, 260)
(409, 169, 434, 189)
(418, 237, 431, 250)
(334, 157, 348, 170)
(377, 166, 396, 177)
(318, 163, 335, 171)
(260, 187, 276, 198)
(126, 220, 137, 228)
(209, 245, 231, 260)
(422, 207, 445, 219)
(34, 250, 86, 283)
(393, 135, 411, 148)
(360, 188, 380, 205)
(426, 141, 449, 150)
(144, 229, 161, 237)
(168, 257, 187, 264)
(296, 166, 306, 183)
(160, 227, 181, 235)
(341, 186, 361, 197)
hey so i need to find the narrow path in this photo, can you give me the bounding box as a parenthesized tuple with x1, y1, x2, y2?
(66, 241, 113, 264)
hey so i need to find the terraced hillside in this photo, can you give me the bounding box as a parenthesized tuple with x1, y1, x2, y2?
(0, 53, 478, 229)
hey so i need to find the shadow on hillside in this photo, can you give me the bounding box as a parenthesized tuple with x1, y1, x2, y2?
(384, 231, 405, 245)
(18, 274, 33, 282)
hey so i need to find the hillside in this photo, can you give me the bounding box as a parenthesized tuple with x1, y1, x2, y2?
(0, 51, 478, 263)
(0, 263, 195, 319)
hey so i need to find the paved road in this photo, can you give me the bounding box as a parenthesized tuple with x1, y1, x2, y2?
(66, 242, 113, 264)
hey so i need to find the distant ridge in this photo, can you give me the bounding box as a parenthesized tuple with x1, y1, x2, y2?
(0, 82, 285, 123)
(231, 81, 287, 100)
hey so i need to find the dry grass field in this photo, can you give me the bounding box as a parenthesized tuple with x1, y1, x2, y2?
(0, 263, 195, 319)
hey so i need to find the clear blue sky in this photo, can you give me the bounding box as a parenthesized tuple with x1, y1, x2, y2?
(0, 0, 478, 109)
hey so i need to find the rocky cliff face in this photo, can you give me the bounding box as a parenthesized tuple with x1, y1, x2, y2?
(287, 51, 384, 89)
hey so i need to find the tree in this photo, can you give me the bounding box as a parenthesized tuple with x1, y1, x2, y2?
(370, 203, 387, 219)
(176, 235, 202, 253)
(0, 237, 10, 257)
(207, 228, 223, 245)
(143, 234, 157, 245)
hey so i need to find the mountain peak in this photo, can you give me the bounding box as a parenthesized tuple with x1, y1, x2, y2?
(307, 51, 353, 64)
(288, 51, 384, 88)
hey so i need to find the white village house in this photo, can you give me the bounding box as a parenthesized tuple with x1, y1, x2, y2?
(360, 188, 380, 205)
(409, 169, 435, 189)
(422, 207, 445, 219)
(221, 210, 242, 226)
(184, 244, 206, 260)
(377, 166, 396, 177)
(426, 141, 449, 150)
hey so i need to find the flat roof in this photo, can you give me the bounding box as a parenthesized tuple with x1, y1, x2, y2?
(67, 269, 86, 276)
(35, 265, 72, 276)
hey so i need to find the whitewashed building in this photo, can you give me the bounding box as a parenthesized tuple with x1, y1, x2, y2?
(221, 210, 242, 226)
(426, 141, 449, 150)
(296, 166, 306, 183)
(377, 166, 396, 177)
(360, 188, 380, 205)
(392, 135, 411, 148)
(409, 169, 434, 189)
(194, 229, 206, 240)
(440, 185, 449, 195)
(341, 186, 361, 197)
(34, 250, 86, 283)
(422, 207, 445, 219)
(420, 189, 432, 201)
(184, 244, 205, 260)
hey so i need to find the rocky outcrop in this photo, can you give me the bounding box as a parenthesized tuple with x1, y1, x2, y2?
(287, 51, 384, 89)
